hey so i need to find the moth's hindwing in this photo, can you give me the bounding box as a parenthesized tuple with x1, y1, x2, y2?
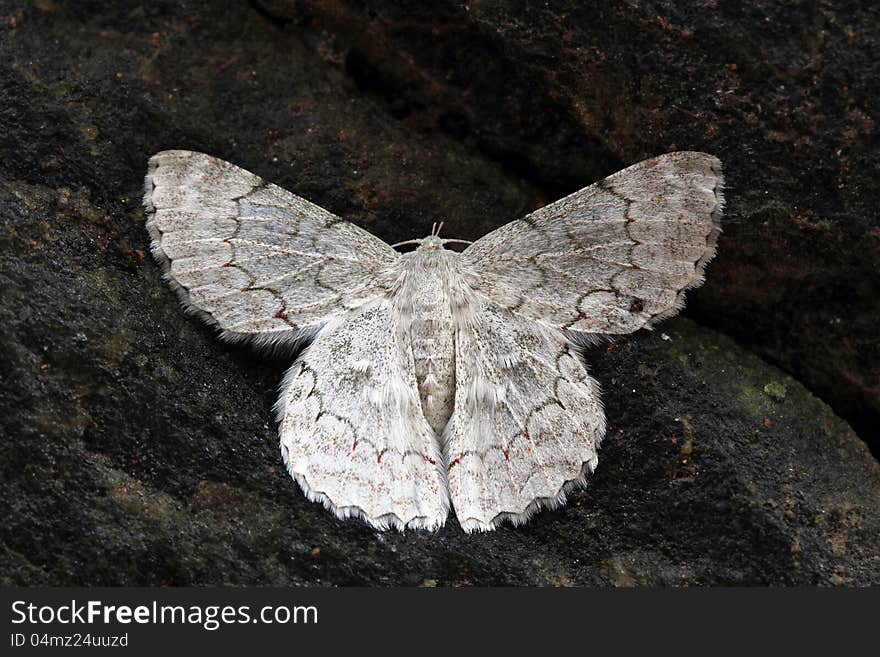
(445, 299, 605, 532)
(276, 300, 449, 531)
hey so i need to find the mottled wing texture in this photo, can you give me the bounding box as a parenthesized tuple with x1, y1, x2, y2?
(277, 300, 449, 530)
(144, 150, 400, 348)
(461, 152, 724, 334)
(445, 300, 605, 532)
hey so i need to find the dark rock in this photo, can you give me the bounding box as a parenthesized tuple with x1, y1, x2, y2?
(1, 1, 878, 585)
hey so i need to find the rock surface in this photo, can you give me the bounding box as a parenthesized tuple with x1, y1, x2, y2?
(1, 1, 878, 585)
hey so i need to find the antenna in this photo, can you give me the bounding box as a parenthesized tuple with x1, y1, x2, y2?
(390, 239, 422, 249)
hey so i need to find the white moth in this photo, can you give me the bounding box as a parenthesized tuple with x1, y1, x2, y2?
(144, 150, 723, 532)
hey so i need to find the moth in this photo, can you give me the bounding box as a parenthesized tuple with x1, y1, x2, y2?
(144, 150, 723, 532)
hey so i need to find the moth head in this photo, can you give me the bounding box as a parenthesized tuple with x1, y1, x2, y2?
(418, 235, 445, 251)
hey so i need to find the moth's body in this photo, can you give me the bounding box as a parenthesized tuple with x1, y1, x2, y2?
(144, 149, 724, 532)
(398, 240, 460, 435)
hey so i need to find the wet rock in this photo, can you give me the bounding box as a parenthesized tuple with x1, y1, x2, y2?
(1, 1, 878, 585)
